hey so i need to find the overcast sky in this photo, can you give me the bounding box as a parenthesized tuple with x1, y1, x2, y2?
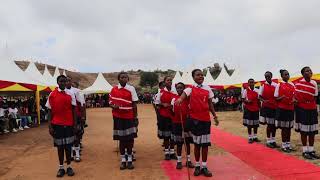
(0, 0, 319, 78)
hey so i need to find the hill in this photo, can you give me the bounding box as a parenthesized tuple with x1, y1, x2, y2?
(14, 61, 232, 92)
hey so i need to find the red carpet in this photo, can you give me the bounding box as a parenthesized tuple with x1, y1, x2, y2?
(161, 127, 320, 180)
(161, 154, 270, 180)
(212, 127, 320, 180)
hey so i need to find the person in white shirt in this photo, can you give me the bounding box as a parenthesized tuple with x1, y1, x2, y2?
(8, 103, 19, 133)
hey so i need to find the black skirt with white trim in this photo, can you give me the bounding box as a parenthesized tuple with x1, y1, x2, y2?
(188, 118, 211, 147)
(243, 108, 260, 127)
(157, 115, 172, 139)
(52, 124, 75, 148)
(113, 117, 138, 141)
(259, 107, 276, 125)
(171, 122, 193, 145)
(275, 108, 294, 129)
(295, 107, 318, 135)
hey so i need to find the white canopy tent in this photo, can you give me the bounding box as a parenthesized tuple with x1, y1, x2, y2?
(82, 72, 113, 94)
(0, 59, 38, 85)
(172, 71, 183, 85)
(214, 68, 231, 86)
(52, 67, 61, 82)
(42, 65, 57, 86)
(203, 68, 215, 86)
(24, 62, 50, 86)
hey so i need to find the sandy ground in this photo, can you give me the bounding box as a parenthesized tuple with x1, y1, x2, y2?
(0, 104, 319, 180)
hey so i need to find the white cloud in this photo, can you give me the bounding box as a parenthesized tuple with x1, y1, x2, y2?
(0, 0, 319, 78)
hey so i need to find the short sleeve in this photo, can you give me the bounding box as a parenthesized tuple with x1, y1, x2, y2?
(259, 85, 264, 96)
(130, 86, 139, 102)
(311, 80, 318, 96)
(208, 88, 214, 99)
(154, 92, 161, 105)
(45, 93, 52, 109)
(70, 93, 77, 106)
(274, 84, 280, 97)
(242, 89, 247, 99)
(184, 88, 192, 97)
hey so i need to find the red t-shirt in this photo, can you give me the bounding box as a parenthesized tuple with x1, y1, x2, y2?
(48, 89, 74, 126)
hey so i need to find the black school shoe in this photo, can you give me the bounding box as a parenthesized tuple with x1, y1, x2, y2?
(66, 167, 75, 176)
(253, 138, 261, 142)
(56, 169, 65, 178)
(120, 162, 127, 170)
(281, 147, 291, 153)
(271, 142, 280, 148)
(193, 166, 201, 176)
(165, 154, 170, 160)
(303, 152, 314, 160)
(170, 153, 177, 160)
(127, 162, 134, 170)
(266, 143, 274, 148)
(176, 162, 183, 170)
(309, 151, 320, 159)
(186, 161, 195, 168)
(248, 139, 254, 144)
(201, 167, 213, 177)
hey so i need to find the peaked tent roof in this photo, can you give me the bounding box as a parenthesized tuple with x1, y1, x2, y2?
(214, 68, 231, 86)
(203, 68, 215, 86)
(181, 68, 194, 85)
(52, 67, 61, 82)
(172, 71, 183, 85)
(24, 62, 49, 86)
(42, 65, 57, 86)
(82, 72, 113, 94)
(0, 59, 37, 85)
(63, 70, 67, 76)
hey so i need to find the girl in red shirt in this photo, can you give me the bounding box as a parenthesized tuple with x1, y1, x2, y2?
(176, 69, 218, 177)
(171, 82, 194, 170)
(47, 75, 77, 177)
(274, 70, 295, 153)
(156, 76, 177, 160)
(242, 79, 260, 144)
(259, 71, 278, 148)
(109, 72, 138, 170)
(295, 67, 319, 160)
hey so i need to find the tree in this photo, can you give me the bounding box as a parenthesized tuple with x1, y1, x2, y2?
(139, 71, 159, 89)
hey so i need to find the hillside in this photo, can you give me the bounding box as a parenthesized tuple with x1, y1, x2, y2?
(15, 61, 232, 91)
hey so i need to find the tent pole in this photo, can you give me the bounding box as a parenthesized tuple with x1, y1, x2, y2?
(36, 90, 41, 126)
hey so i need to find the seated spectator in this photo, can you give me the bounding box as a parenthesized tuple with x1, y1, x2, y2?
(8, 103, 19, 132)
(18, 103, 30, 129)
(0, 102, 10, 134)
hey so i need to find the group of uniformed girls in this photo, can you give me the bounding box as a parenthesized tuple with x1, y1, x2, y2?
(46, 75, 86, 178)
(243, 66, 319, 160)
(155, 69, 219, 177)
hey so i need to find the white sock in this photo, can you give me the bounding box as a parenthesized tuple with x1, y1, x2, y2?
(309, 146, 314, 152)
(177, 156, 182, 162)
(71, 147, 75, 158)
(75, 146, 80, 158)
(67, 164, 72, 169)
(195, 161, 200, 167)
(286, 142, 291, 148)
(59, 165, 64, 170)
(187, 155, 191, 162)
(202, 162, 207, 168)
(121, 155, 126, 162)
(248, 134, 252, 140)
(282, 142, 286, 148)
(170, 149, 175, 155)
(127, 155, 133, 162)
(303, 146, 308, 153)
(253, 134, 257, 139)
(165, 149, 169, 155)
(271, 137, 276, 143)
